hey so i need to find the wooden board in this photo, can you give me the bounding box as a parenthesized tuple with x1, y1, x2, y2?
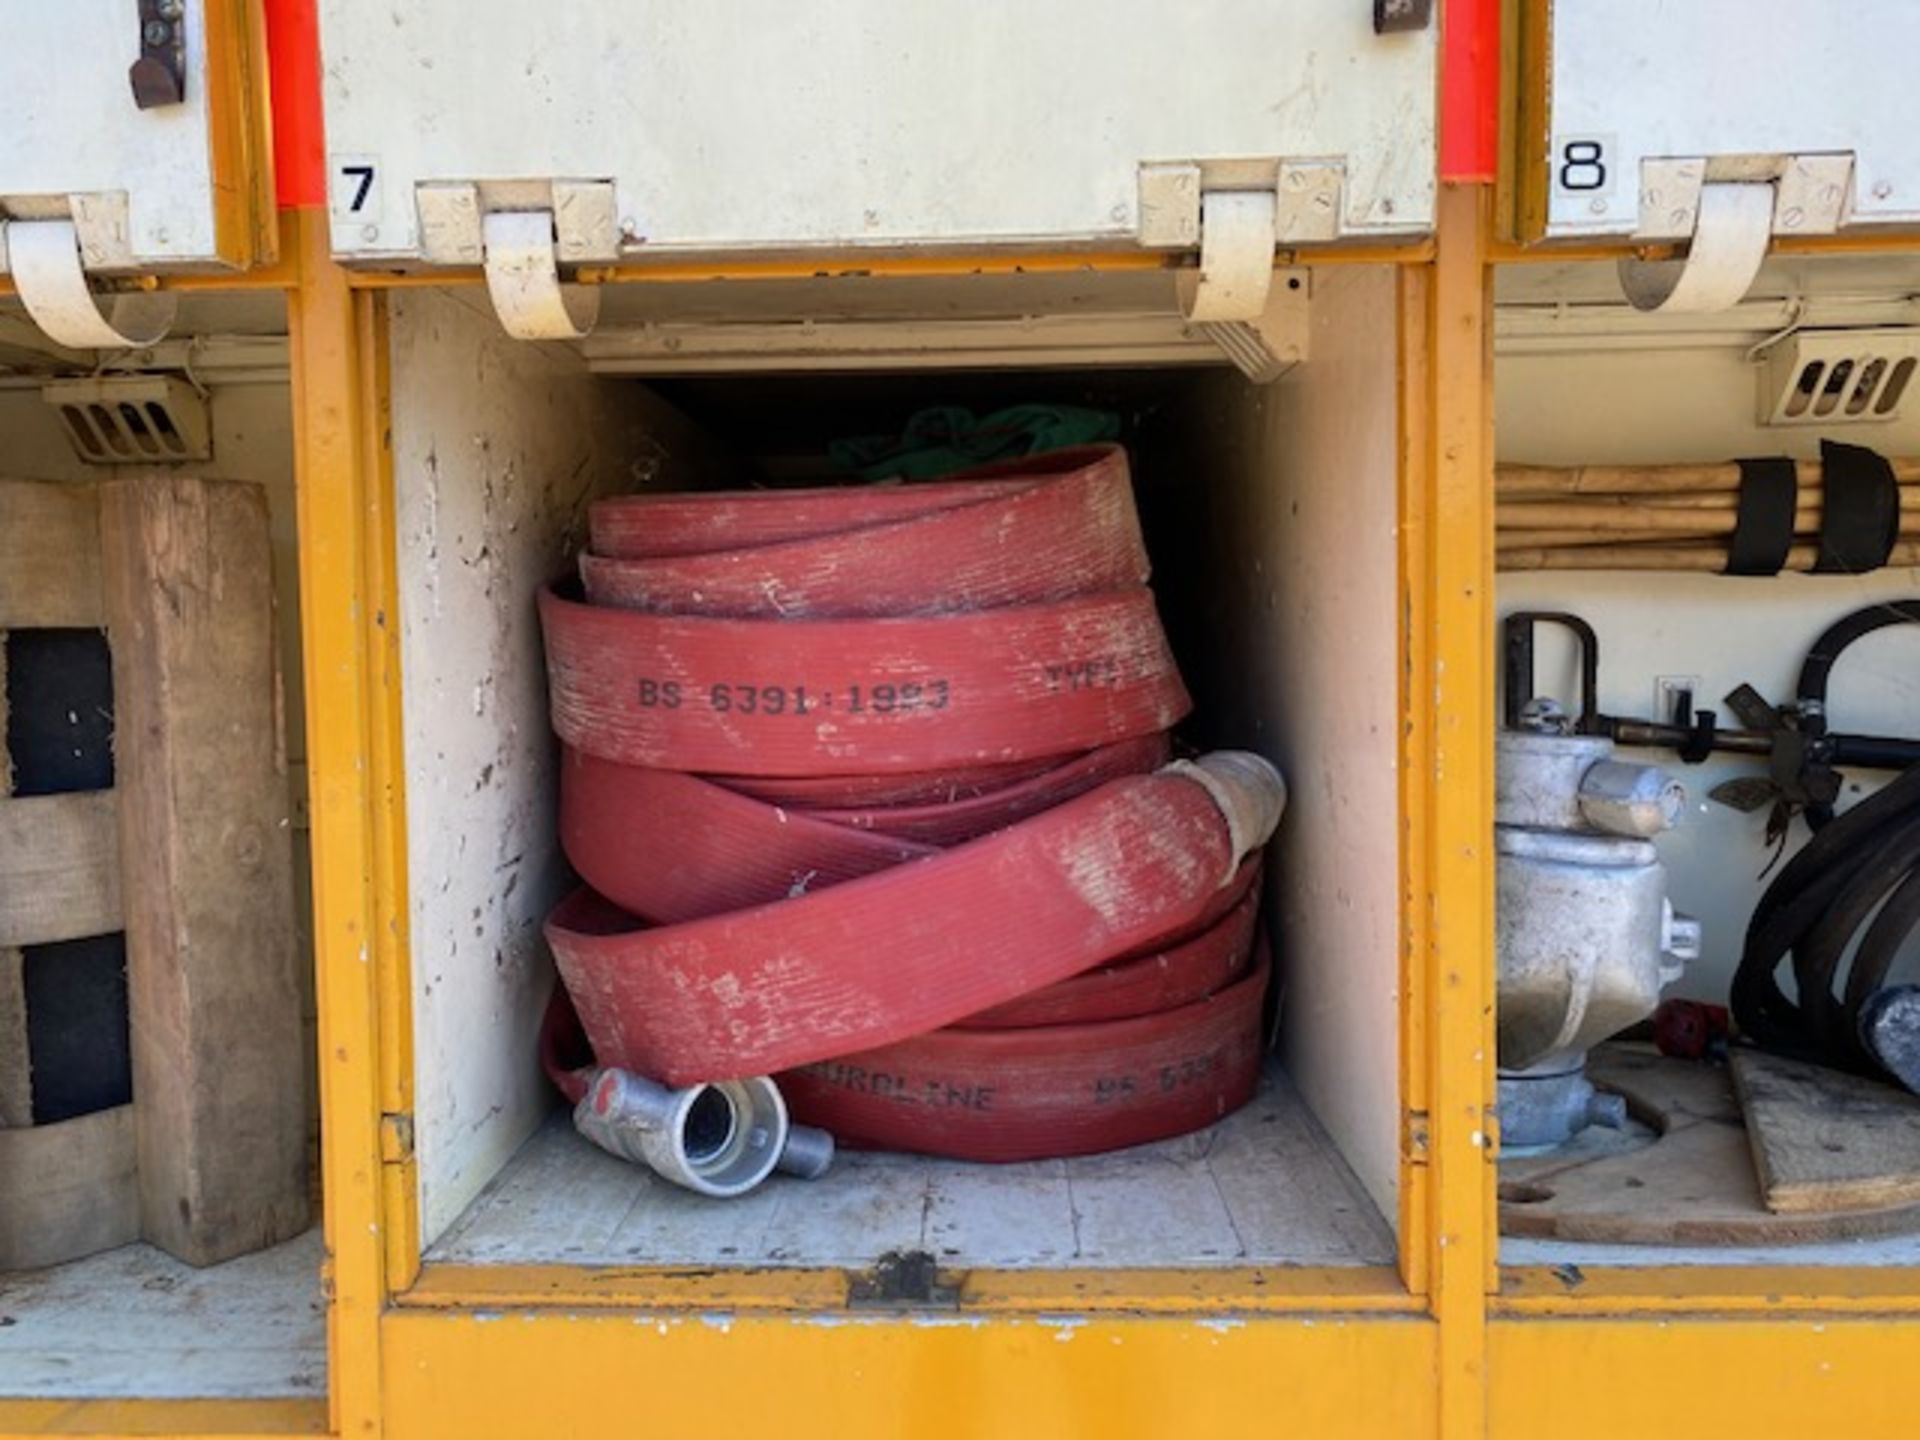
(0, 947, 28, 1127)
(0, 791, 122, 948)
(1500, 1045, 1920, 1245)
(1731, 1048, 1920, 1215)
(0, 1104, 139, 1269)
(98, 476, 309, 1267)
(0, 479, 101, 629)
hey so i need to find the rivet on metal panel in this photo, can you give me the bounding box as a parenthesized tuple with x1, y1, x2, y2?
(1274, 162, 1346, 244)
(1634, 158, 1707, 242)
(1136, 163, 1203, 248)
(1772, 154, 1855, 236)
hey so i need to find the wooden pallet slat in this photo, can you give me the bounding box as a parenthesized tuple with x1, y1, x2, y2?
(99, 475, 310, 1267)
(0, 790, 123, 948)
(0, 479, 103, 629)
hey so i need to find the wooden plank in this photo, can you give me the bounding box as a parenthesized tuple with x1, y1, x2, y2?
(0, 947, 29, 1127)
(0, 790, 122, 948)
(1499, 1045, 1920, 1244)
(98, 475, 309, 1267)
(1731, 1047, 1920, 1215)
(0, 1104, 139, 1269)
(0, 479, 102, 628)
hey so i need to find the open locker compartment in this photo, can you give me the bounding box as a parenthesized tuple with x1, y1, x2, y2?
(0, 294, 326, 1402)
(390, 265, 1409, 1289)
(1492, 252, 1920, 1271)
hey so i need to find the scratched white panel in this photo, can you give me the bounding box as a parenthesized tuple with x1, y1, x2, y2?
(0, 1, 224, 265)
(1543, 0, 1920, 239)
(315, 0, 1435, 261)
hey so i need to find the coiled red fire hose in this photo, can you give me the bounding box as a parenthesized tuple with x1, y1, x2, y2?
(539, 446, 1281, 1159)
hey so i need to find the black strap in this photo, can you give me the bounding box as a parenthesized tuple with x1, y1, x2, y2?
(1814, 439, 1899, 574)
(1724, 457, 1799, 576)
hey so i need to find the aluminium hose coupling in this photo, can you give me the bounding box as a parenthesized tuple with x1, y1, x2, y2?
(572, 1068, 834, 1198)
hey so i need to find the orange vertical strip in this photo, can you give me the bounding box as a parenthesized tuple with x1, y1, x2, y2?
(1427, 180, 1498, 1439)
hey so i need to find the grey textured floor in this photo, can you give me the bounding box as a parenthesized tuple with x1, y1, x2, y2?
(0, 1228, 325, 1398)
(429, 1063, 1396, 1270)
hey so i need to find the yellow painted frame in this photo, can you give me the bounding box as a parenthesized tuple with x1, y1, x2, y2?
(7, 148, 1920, 1440)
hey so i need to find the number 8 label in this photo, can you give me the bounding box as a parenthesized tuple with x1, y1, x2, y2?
(1551, 135, 1616, 199)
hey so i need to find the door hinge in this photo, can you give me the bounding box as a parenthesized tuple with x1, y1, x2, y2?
(379, 1111, 415, 1165)
(1619, 153, 1854, 314)
(1137, 161, 1319, 382)
(415, 179, 619, 340)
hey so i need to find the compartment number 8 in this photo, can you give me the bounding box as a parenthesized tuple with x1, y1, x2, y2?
(1558, 140, 1608, 193)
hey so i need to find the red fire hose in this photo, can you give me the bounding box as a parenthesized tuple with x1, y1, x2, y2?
(539, 446, 1279, 1158)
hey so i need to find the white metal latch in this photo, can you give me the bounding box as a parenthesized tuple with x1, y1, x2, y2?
(1139, 161, 1327, 382)
(0, 193, 177, 350)
(415, 180, 619, 341)
(1617, 154, 1855, 314)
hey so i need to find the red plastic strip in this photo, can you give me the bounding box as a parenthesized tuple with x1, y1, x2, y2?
(263, 0, 326, 208)
(1441, 0, 1501, 183)
(539, 585, 1191, 777)
(546, 769, 1243, 1085)
(781, 954, 1269, 1162)
(582, 446, 1144, 619)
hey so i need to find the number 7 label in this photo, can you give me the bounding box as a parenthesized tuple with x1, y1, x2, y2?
(329, 154, 383, 225)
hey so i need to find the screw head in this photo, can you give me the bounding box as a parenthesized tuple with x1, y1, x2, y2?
(1588, 197, 1607, 215)
(143, 18, 173, 46)
(1780, 205, 1805, 229)
(156, 0, 184, 17)
(1874, 180, 1894, 200)
(360, 223, 379, 243)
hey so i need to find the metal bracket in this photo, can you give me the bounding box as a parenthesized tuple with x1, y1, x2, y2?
(1619, 154, 1855, 314)
(1140, 160, 1334, 379)
(1373, 0, 1433, 33)
(415, 180, 619, 340)
(0, 194, 177, 349)
(131, 0, 187, 109)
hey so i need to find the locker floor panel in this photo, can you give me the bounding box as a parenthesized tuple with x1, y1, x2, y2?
(1504, 1234, 1920, 1268)
(426, 1063, 1395, 1271)
(0, 1229, 325, 1399)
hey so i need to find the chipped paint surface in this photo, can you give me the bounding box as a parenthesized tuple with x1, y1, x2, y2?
(391, 288, 693, 1243)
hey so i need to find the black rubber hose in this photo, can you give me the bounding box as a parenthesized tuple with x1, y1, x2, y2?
(1730, 602, 1920, 1077)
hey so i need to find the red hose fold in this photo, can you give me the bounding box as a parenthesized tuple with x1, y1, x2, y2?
(540, 446, 1273, 1158)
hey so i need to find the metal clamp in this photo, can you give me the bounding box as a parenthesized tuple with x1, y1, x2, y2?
(1138, 162, 1318, 382)
(1619, 154, 1854, 314)
(415, 180, 618, 340)
(130, 0, 187, 109)
(0, 212, 177, 350)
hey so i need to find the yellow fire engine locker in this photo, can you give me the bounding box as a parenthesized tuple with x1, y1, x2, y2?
(1, 3, 1919, 1438)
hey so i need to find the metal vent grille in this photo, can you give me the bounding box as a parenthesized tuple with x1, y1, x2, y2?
(39, 376, 212, 464)
(1762, 330, 1920, 426)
